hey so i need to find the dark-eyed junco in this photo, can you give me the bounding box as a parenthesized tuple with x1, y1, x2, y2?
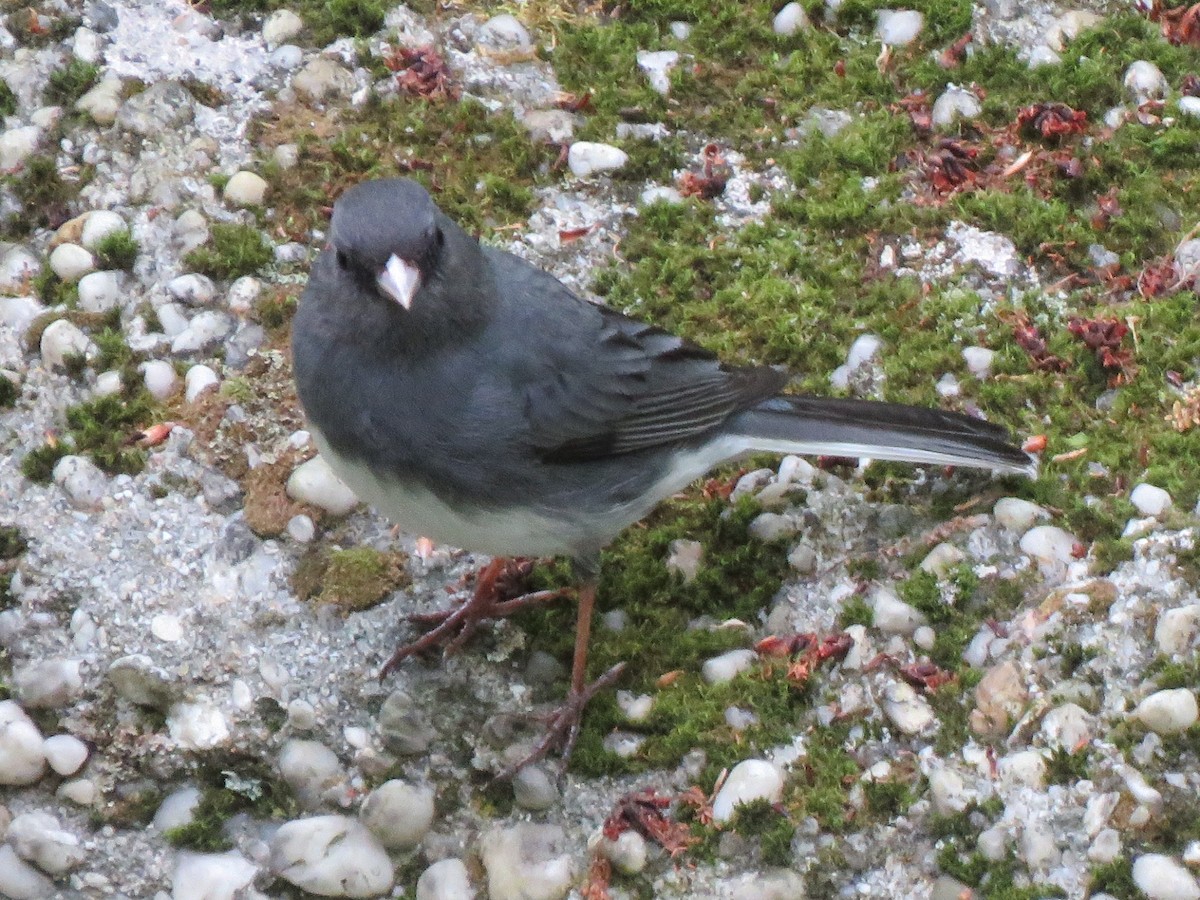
(292, 178, 1032, 773)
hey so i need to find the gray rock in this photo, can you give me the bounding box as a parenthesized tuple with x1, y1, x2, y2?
(278, 739, 346, 809)
(512, 764, 559, 811)
(0, 845, 55, 899)
(167, 273, 217, 306)
(270, 815, 394, 897)
(14, 658, 83, 708)
(378, 688, 436, 755)
(0, 701, 46, 786)
(293, 58, 355, 105)
(521, 109, 577, 144)
(172, 851, 258, 900)
(106, 654, 179, 709)
(75, 76, 122, 125)
(263, 9, 304, 48)
(359, 779, 435, 850)
(116, 81, 196, 136)
(477, 14, 532, 51)
(7, 810, 85, 874)
(480, 824, 574, 900)
(417, 858, 475, 900)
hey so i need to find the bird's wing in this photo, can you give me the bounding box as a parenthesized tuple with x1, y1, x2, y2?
(504, 271, 786, 463)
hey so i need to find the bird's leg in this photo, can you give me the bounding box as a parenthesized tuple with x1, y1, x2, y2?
(379, 557, 570, 679)
(494, 579, 627, 781)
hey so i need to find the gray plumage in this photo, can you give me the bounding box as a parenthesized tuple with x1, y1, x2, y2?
(293, 178, 1031, 566)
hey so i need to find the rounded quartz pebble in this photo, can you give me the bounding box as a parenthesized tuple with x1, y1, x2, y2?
(1124, 60, 1168, 104)
(872, 588, 927, 635)
(712, 759, 784, 823)
(773, 1, 809, 34)
(286, 514, 316, 543)
(52, 456, 107, 510)
(287, 698, 317, 730)
(1156, 605, 1200, 655)
(1131, 483, 1172, 517)
(172, 851, 258, 899)
(40, 319, 96, 370)
(1135, 689, 1199, 735)
(359, 779, 436, 849)
(1019, 525, 1080, 574)
(0, 844, 55, 898)
(600, 829, 647, 875)
(567, 142, 628, 177)
(7, 810, 85, 874)
(962, 346, 995, 377)
(171, 310, 233, 354)
(512, 764, 559, 811)
(702, 648, 757, 685)
(262, 8, 303, 47)
(153, 786, 201, 831)
(0, 700, 47, 785)
(167, 273, 217, 306)
(480, 824, 573, 900)
(278, 739, 345, 809)
(477, 13, 531, 50)
(286, 455, 359, 516)
(57, 778, 97, 806)
(270, 815, 393, 897)
(920, 541, 964, 576)
(875, 9, 924, 46)
(48, 243, 95, 283)
(883, 680, 936, 734)
(141, 359, 178, 400)
(79, 210, 125, 250)
(416, 858, 473, 900)
(1132, 853, 1200, 900)
(227, 275, 263, 315)
(931, 86, 981, 127)
(185, 364, 219, 403)
(224, 171, 268, 207)
(993, 497, 1048, 532)
(42, 734, 88, 776)
(616, 690, 654, 722)
(76, 270, 121, 313)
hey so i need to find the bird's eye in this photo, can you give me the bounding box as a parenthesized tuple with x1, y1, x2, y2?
(336, 251, 349, 270)
(435, 227, 444, 248)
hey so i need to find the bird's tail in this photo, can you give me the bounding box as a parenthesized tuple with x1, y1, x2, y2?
(728, 395, 1035, 475)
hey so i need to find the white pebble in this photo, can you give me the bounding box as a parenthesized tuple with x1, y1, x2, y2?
(567, 142, 628, 177)
(478, 13, 532, 50)
(0, 295, 43, 332)
(270, 816, 394, 897)
(173, 851, 258, 900)
(0, 126, 41, 173)
(7, 810, 84, 874)
(883, 680, 935, 734)
(993, 497, 1048, 532)
(712, 759, 784, 823)
(962, 346, 995, 377)
(287, 455, 359, 516)
(174, 209, 209, 253)
(480, 824, 574, 900)
(871, 587, 927, 635)
(359, 779, 435, 849)
(42, 735, 88, 776)
(669, 21, 691, 40)
(76, 270, 121, 313)
(287, 514, 316, 543)
(417, 858, 474, 900)
(0, 701, 46, 785)
(913, 625, 936, 650)
(262, 9, 304, 48)
(40, 319, 96, 370)
(153, 786, 201, 831)
(998, 749, 1046, 790)
(1180, 96, 1200, 118)
(640, 185, 684, 205)
(57, 778, 96, 807)
(141, 359, 178, 400)
(168, 273, 217, 306)
(52, 456, 107, 511)
(0, 844, 55, 898)
(1028, 45, 1062, 68)
(1135, 689, 1199, 735)
(1125, 60, 1169, 105)
(928, 767, 966, 815)
(512, 765, 559, 811)
(935, 372, 960, 398)
(748, 512, 797, 541)
(1131, 483, 1172, 517)
(48, 243, 95, 283)
(287, 699, 317, 730)
(1089, 828, 1121, 864)
(1156, 605, 1200, 655)
(773, 2, 809, 35)
(1133, 854, 1200, 900)
(151, 613, 184, 643)
(1040, 702, 1092, 751)
(156, 303, 190, 337)
(602, 731, 644, 758)
(166, 700, 230, 750)
(846, 333, 883, 370)
(185, 364, 219, 403)
(598, 829, 647, 875)
(636, 50, 679, 96)
(224, 171, 269, 207)
(1019, 525, 1079, 574)
(79, 210, 125, 250)
(665, 538, 703, 582)
(171, 310, 233, 354)
(616, 691, 654, 722)
(920, 542, 964, 576)
(931, 86, 981, 127)
(279, 739, 346, 808)
(702, 648, 757, 685)
(227, 275, 263, 315)
(75, 76, 122, 125)
(875, 9, 924, 46)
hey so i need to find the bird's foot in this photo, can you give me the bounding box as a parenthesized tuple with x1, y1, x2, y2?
(379, 557, 570, 679)
(494, 661, 627, 783)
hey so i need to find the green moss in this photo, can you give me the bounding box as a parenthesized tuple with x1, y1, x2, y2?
(45, 59, 99, 106)
(837, 593, 873, 628)
(729, 798, 795, 867)
(0, 376, 17, 409)
(31, 266, 79, 308)
(20, 442, 70, 484)
(254, 291, 298, 330)
(4, 155, 80, 236)
(164, 753, 297, 851)
(0, 81, 16, 117)
(0, 527, 27, 560)
(64, 393, 156, 475)
(292, 547, 410, 612)
(184, 222, 273, 279)
(205, 0, 385, 46)
(8, 11, 80, 47)
(1089, 859, 1136, 899)
(94, 229, 140, 271)
(1045, 746, 1091, 785)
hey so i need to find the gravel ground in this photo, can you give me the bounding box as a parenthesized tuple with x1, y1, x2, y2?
(2, 0, 1200, 898)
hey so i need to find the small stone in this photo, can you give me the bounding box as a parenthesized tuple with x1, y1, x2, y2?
(226, 275, 263, 315)
(153, 786, 201, 831)
(669, 21, 691, 40)
(79, 210, 126, 250)
(1131, 483, 1172, 517)
(702, 648, 757, 684)
(287, 699, 317, 730)
(287, 515, 316, 544)
(1040, 702, 1092, 751)
(0, 701, 46, 785)
(1019, 525, 1080, 576)
(273, 143, 300, 169)
(920, 542, 964, 576)
(40, 319, 96, 370)
(935, 372, 960, 398)
(480, 824, 574, 900)
(75, 76, 122, 125)
(279, 739, 346, 809)
(1133, 854, 1200, 900)
(1045, 10, 1102, 50)
(116, 80, 195, 136)
(292, 58, 355, 105)
(49, 243, 95, 283)
(998, 749, 1046, 790)
(993, 497, 1048, 532)
(640, 185, 684, 205)
(512, 765, 559, 811)
(271, 815, 394, 897)
(359, 779, 435, 849)
(263, 9, 304, 48)
(875, 9, 924, 46)
(7, 810, 84, 874)
(931, 86, 982, 127)
(1021, 822, 1059, 872)
(0, 245, 38, 293)
(172, 310, 233, 354)
(15, 657, 82, 709)
(1180, 97, 1200, 119)
(748, 512, 797, 541)
(151, 613, 183, 643)
(174, 209, 209, 253)
(1028, 45, 1062, 68)
(168, 273, 217, 306)
(636, 50, 679, 96)
(224, 171, 269, 207)
(107, 655, 178, 708)
(1135, 689, 1199, 735)
(883, 680, 935, 734)
(77, 270, 121, 313)
(166, 700, 230, 750)
(912, 625, 936, 650)
(962, 346, 995, 377)
(173, 851, 258, 900)
(286, 456, 356, 515)
(977, 826, 1007, 862)
(665, 538, 703, 582)
(773, 2, 809, 35)
(378, 689, 435, 756)
(567, 142, 629, 177)
(1125, 60, 1169, 105)
(712, 759, 784, 823)
(970, 660, 1027, 737)
(0, 126, 40, 173)
(871, 587, 927, 635)
(51, 456, 107, 510)
(141, 359, 178, 400)
(477, 13, 532, 50)
(417, 858, 474, 900)
(932, 876, 975, 900)
(788, 544, 817, 574)
(597, 829, 647, 875)
(1156, 605, 1200, 656)
(602, 731, 644, 758)
(521, 109, 577, 145)
(616, 691, 654, 722)
(1089, 828, 1121, 864)
(928, 767, 967, 815)
(57, 778, 96, 806)
(42, 735, 88, 776)
(185, 364, 219, 403)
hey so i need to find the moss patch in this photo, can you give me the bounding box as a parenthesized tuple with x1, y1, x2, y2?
(184, 222, 273, 280)
(293, 546, 411, 612)
(94, 229, 140, 271)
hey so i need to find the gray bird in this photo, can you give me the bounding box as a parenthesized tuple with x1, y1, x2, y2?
(293, 178, 1032, 773)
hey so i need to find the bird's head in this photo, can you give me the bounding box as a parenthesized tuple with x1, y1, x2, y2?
(329, 178, 444, 311)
